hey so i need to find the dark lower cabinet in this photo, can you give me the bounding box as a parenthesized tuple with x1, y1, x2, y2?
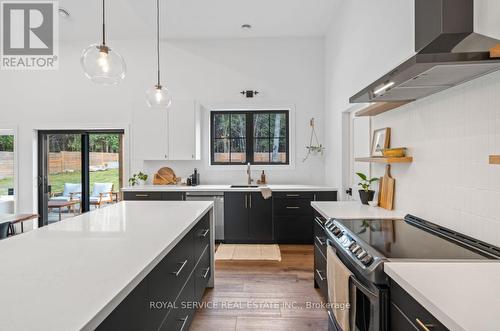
(224, 192, 272, 243)
(313, 215, 328, 301)
(273, 191, 337, 244)
(96, 214, 211, 331)
(123, 191, 186, 201)
(224, 192, 250, 242)
(248, 193, 273, 242)
(390, 279, 449, 331)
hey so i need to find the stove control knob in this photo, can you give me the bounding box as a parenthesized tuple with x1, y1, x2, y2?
(349, 243, 361, 253)
(360, 255, 373, 265)
(332, 228, 342, 237)
(356, 250, 367, 259)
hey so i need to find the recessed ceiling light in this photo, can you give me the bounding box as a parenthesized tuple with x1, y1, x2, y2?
(241, 24, 252, 29)
(58, 7, 70, 18)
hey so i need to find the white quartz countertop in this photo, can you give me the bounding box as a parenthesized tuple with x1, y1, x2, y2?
(121, 184, 337, 192)
(385, 262, 500, 331)
(0, 201, 213, 331)
(311, 201, 405, 220)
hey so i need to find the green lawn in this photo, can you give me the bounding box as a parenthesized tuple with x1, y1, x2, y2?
(0, 169, 120, 196)
(48, 169, 120, 194)
(0, 177, 13, 196)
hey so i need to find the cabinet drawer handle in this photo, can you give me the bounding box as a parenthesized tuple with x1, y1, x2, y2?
(200, 229, 209, 238)
(249, 194, 252, 208)
(315, 236, 326, 246)
(172, 260, 188, 277)
(315, 269, 326, 281)
(202, 267, 210, 279)
(286, 194, 300, 197)
(415, 318, 434, 331)
(178, 315, 189, 331)
(135, 194, 149, 197)
(245, 194, 248, 209)
(286, 206, 300, 209)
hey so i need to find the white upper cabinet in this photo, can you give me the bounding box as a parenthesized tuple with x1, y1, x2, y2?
(132, 100, 200, 161)
(168, 100, 200, 160)
(132, 107, 168, 160)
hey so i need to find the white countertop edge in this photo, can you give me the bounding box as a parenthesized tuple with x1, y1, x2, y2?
(384, 263, 465, 331)
(121, 185, 338, 192)
(82, 202, 214, 331)
(311, 201, 406, 220)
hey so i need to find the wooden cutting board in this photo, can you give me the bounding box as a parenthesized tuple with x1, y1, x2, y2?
(378, 164, 395, 210)
(153, 167, 177, 185)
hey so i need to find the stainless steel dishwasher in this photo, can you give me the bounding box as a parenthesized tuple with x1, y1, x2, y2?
(185, 191, 224, 241)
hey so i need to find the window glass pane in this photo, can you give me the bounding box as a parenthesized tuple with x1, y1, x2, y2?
(271, 137, 287, 163)
(230, 138, 246, 163)
(253, 113, 270, 137)
(230, 114, 246, 138)
(214, 113, 230, 138)
(254, 138, 270, 163)
(213, 139, 229, 163)
(270, 113, 287, 138)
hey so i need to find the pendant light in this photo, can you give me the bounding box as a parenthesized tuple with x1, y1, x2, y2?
(146, 0, 172, 109)
(81, 0, 126, 85)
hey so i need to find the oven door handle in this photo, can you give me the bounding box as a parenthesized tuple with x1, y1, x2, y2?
(350, 275, 379, 300)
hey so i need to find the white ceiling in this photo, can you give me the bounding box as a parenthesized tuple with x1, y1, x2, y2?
(59, 0, 336, 41)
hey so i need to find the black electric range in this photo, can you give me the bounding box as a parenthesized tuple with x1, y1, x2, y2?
(324, 215, 500, 331)
(325, 215, 500, 285)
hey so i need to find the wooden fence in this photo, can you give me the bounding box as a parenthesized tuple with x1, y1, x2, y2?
(48, 152, 119, 174)
(0, 152, 14, 179)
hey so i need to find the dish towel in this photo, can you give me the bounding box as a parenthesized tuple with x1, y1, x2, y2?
(260, 187, 272, 200)
(327, 246, 357, 331)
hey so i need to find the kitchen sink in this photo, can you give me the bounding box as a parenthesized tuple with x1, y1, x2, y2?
(230, 185, 259, 188)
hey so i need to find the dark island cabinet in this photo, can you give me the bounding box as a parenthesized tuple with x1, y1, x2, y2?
(224, 192, 273, 243)
(123, 191, 186, 201)
(96, 213, 211, 331)
(390, 279, 449, 331)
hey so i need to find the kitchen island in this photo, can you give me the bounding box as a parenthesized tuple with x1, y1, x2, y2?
(0, 201, 214, 331)
(385, 262, 500, 331)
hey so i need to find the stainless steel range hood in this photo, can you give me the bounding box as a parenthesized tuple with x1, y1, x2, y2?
(350, 0, 500, 104)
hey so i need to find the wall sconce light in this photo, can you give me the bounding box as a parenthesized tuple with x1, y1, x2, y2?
(241, 90, 259, 98)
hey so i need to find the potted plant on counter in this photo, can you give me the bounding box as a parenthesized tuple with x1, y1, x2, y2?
(356, 172, 379, 205)
(129, 172, 148, 186)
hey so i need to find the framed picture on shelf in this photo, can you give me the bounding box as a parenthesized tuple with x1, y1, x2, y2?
(371, 128, 391, 157)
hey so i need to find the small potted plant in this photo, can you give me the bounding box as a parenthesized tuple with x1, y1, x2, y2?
(129, 172, 148, 186)
(356, 172, 379, 205)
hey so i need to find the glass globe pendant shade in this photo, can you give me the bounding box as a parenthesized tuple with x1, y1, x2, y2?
(81, 44, 126, 85)
(146, 84, 172, 109)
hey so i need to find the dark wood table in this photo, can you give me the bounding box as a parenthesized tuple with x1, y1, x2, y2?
(0, 214, 38, 235)
(48, 200, 80, 222)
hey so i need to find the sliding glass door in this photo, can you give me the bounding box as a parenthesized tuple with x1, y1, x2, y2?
(38, 130, 124, 227)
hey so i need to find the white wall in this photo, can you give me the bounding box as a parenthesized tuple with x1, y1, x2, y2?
(0, 37, 326, 217)
(324, 0, 500, 245)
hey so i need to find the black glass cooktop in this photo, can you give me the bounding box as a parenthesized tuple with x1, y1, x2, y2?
(335, 216, 500, 260)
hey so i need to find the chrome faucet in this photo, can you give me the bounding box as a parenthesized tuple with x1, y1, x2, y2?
(247, 163, 253, 185)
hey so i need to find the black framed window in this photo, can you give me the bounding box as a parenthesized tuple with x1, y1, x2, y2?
(211, 110, 289, 165)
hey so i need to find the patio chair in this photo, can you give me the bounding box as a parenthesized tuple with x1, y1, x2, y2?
(50, 183, 81, 202)
(90, 183, 114, 208)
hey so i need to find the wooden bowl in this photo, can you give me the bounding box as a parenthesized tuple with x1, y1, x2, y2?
(382, 148, 406, 158)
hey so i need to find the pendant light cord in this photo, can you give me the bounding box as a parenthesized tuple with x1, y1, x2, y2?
(156, 0, 161, 86)
(102, 0, 106, 45)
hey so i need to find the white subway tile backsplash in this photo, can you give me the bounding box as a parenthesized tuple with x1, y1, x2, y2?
(372, 70, 500, 246)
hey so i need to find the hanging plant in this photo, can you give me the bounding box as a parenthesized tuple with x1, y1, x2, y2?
(303, 118, 325, 162)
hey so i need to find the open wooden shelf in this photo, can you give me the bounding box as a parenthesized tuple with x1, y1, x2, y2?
(355, 101, 412, 117)
(489, 155, 500, 164)
(355, 157, 413, 164)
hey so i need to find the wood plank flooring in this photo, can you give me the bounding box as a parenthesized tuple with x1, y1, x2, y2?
(191, 245, 328, 331)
